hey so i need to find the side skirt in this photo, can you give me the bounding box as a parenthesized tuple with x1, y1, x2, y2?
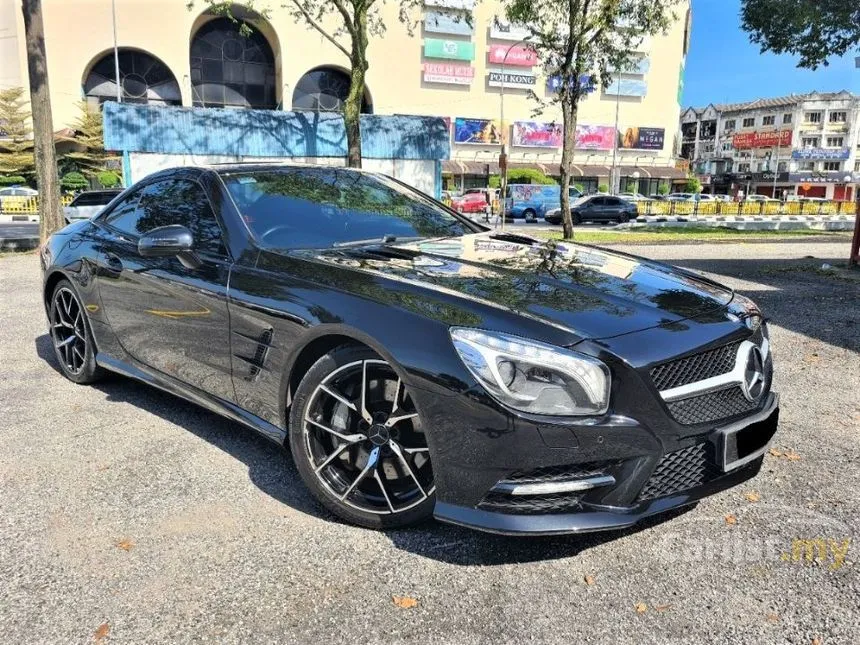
(96, 353, 287, 445)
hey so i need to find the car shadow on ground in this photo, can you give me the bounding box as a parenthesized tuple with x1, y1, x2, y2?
(34, 333, 697, 566)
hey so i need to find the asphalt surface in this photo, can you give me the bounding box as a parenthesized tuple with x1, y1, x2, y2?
(0, 221, 38, 239)
(1, 242, 858, 644)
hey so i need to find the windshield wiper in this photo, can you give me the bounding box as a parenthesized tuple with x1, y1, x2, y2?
(333, 235, 422, 248)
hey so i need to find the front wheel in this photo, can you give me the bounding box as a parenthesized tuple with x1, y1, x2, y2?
(289, 345, 435, 529)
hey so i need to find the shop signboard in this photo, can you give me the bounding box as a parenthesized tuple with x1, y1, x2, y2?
(423, 62, 474, 85)
(487, 69, 535, 88)
(732, 130, 793, 149)
(487, 43, 537, 66)
(423, 10, 473, 36)
(791, 148, 851, 161)
(424, 38, 475, 61)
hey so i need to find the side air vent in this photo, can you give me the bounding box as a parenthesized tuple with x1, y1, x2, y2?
(232, 327, 274, 381)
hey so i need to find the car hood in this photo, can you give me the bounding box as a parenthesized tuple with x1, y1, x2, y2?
(287, 233, 734, 340)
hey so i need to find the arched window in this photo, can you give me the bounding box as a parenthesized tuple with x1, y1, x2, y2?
(190, 18, 276, 109)
(83, 49, 181, 107)
(292, 67, 373, 114)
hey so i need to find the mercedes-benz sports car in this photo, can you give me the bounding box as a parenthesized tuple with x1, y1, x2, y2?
(40, 164, 779, 535)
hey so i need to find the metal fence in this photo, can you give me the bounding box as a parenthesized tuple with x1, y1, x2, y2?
(0, 195, 76, 214)
(634, 200, 858, 217)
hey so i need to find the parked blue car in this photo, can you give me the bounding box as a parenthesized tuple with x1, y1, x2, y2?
(504, 184, 583, 221)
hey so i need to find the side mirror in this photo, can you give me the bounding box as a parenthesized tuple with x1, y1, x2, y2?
(138, 225, 193, 257)
(138, 225, 200, 268)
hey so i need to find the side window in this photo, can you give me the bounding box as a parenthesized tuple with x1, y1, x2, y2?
(104, 189, 144, 236)
(136, 179, 227, 257)
(591, 197, 606, 206)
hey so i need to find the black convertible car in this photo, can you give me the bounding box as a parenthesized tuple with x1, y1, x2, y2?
(40, 164, 778, 535)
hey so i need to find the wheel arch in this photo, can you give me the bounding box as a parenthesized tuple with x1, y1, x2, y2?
(281, 325, 415, 427)
(43, 270, 69, 314)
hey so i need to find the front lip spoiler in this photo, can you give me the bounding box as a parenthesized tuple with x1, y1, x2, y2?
(434, 458, 762, 536)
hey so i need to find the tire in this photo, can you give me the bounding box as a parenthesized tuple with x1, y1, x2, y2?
(523, 209, 536, 223)
(48, 279, 104, 384)
(619, 213, 630, 224)
(288, 344, 435, 529)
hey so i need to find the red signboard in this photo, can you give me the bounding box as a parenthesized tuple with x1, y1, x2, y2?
(488, 44, 537, 67)
(732, 130, 793, 149)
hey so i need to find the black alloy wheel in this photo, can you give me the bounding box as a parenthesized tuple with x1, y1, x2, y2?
(48, 280, 103, 384)
(289, 345, 435, 528)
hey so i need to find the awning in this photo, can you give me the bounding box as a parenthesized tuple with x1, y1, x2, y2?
(442, 160, 687, 180)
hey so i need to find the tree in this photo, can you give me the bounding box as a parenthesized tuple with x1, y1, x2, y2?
(657, 182, 670, 195)
(741, 0, 860, 69)
(685, 176, 702, 193)
(60, 171, 88, 192)
(504, 0, 678, 239)
(193, 0, 423, 169)
(61, 102, 121, 180)
(0, 88, 35, 181)
(21, 0, 63, 241)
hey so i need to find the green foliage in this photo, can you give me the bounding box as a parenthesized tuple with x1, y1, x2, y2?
(490, 168, 557, 188)
(574, 183, 584, 194)
(657, 183, 670, 195)
(0, 87, 35, 178)
(625, 180, 639, 193)
(741, 0, 860, 69)
(0, 175, 28, 186)
(685, 176, 702, 194)
(61, 102, 122, 180)
(97, 170, 122, 188)
(598, 183, 610, 194)
(60, 172, 88, 191)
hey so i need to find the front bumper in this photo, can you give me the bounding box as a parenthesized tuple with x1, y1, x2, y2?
(426, 389, 779, 536)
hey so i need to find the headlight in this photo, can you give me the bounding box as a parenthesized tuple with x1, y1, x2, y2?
(450, 328, 611, 416)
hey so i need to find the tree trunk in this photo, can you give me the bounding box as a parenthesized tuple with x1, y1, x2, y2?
(559, 91, 579, 241)
(344, 16, 369, 170)
(22, 0, 62, 242)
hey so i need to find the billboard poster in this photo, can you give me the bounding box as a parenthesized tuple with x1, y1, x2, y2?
(454, 117, 506, 145)
(424, 38, 475, 61)
(487, 43, 537, 66)
(605, 78, 648, 97)
(487, 69, 535, 88)
(489, 20, 530, 41)
(511, 121, 562, 148)
(791, 148, 850, 161)
(546, 74, 595, 94)
(575, 125, 616, 150)
(424, 9, 473, 36)
(732, 130, 792, 149)
(618, 126, 665, 150)
(422, 62, 474, 85)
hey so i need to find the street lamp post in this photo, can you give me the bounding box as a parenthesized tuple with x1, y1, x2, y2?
(610, 79, 622, 195)
(111, 0, 121, 103)
(498, 37, 532, 232)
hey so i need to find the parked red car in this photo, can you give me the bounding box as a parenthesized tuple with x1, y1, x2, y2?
(451, 189, 489, 214)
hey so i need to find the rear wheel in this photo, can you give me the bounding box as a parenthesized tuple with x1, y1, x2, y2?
(523, 209, 536, 223)
(289, 345, 435, 529)
(619, 212, 630, 224)
(48, 279, 104, 384)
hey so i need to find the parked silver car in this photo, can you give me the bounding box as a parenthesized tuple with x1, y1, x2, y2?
(63, 189, 123, 223)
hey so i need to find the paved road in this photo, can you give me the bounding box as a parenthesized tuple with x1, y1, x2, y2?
(0, 222, 38, 239)
(1, 242, 858, 644)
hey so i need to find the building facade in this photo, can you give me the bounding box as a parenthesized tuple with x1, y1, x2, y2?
(2, 0, 690, 194)
(681, 91, 860, 200)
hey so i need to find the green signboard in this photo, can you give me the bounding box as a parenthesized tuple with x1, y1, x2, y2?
(424, 38, 475, 61)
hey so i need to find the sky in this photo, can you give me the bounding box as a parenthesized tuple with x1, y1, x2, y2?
(682, 0, 859, 108)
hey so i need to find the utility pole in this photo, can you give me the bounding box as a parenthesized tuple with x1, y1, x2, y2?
(610, 80, 622, 194)
(112, 0, 122, 102)
(21, 0, 63, 242)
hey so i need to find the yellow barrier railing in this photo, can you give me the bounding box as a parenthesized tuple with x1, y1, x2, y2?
(635, 200, 857, 217)
(0, 195, 75, 214)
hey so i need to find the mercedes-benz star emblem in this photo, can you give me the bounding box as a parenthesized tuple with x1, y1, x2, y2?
(741, 345, 765, 402)
(367, 424, 390, 446)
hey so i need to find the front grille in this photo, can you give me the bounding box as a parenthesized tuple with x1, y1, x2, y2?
(666, 386, 759, 425)
(651, 341, 741, 391)
(637, 442, 722, 502)
(478, 492, 583, 515)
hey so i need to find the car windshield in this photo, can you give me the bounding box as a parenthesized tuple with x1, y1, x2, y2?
(222, 168, 477, 250)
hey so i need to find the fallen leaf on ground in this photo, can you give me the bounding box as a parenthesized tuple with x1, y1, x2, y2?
(655, 604, 672, 612)
(634, 603, 647, 614)
(765, 613, 780, 623)
(94, 622, 110, 642)
(584, 575, 595, 586)
(115, 538, 134, 551)
(784, 450, 801, 461)
(811, 638, 822, 645)
(725, 514, 738, 525)
(392, 595, 418, 609)
(803, 353, 820, 363)
(768, 448, 783, 458)
(743, 491, 761, 503)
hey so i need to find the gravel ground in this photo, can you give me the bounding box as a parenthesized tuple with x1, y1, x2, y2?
(1, 241, 858, 644)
